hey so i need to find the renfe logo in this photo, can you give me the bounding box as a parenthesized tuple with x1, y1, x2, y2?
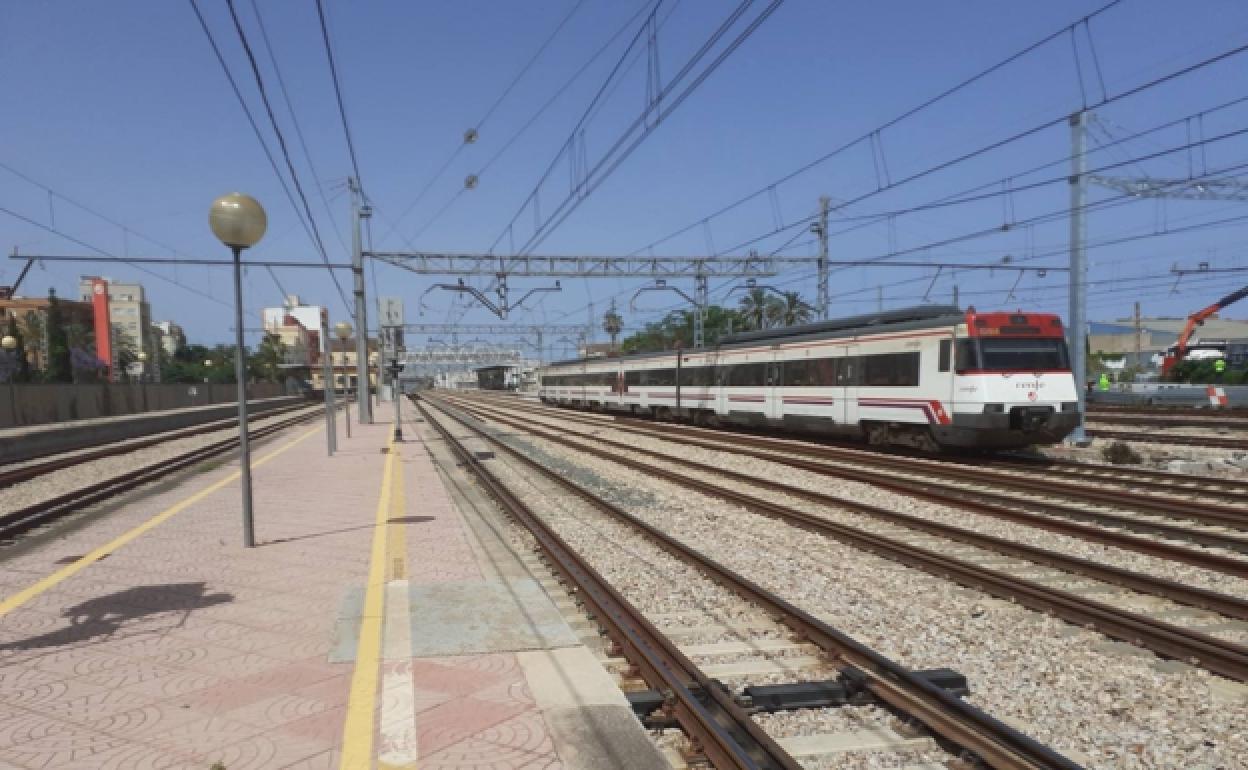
(1028, 391, 1038, 401)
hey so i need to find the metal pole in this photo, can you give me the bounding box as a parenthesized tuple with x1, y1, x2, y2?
(693, 268, 707, 348)
(231, 246, 255, 548)
(817, 195, 830, 320)
(350, 178, 373, 424)
(391, 355, 404, 441)
(342, 338, 351, 439)
(1133, 301, 1142, 372)
(1069, 110, 1089, 443)
(322, 316, 337, 454)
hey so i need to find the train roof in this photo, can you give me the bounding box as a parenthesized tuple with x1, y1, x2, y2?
(543, 304, 964, 369)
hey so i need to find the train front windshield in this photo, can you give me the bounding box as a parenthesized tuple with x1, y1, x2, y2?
(957, 337, 1070, 372)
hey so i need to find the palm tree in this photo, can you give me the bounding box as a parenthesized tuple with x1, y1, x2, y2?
(767, 291, 816, 328)
(602, 306, 623, 352)
(737, 288, 771, 331)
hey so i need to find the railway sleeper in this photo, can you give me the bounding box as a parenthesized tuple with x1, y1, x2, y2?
(627, 666, 970, 724)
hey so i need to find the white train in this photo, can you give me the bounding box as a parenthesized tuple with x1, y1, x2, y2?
(538, 305, 1080, 450)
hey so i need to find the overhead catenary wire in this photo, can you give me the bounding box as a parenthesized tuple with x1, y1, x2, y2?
(247, 0, 348, 253)
(380, 0, 596, 246)
(218, 0, 352, 315)
(1, 203, 232, 308)
(314, 0, 365, 197)
(187, 0, 350, 315)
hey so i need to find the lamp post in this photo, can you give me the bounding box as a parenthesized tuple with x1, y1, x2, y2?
(335, 321, 352, 439)
(209, 192, 267, 548)
(2, 335, 16, 419)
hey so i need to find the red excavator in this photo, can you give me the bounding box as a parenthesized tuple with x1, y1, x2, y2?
(1161, 283, 1248, 374)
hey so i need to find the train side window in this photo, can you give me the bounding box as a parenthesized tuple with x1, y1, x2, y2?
(954, 340, 978, 373)
(625, 370, 641, 386)
(766, 363, 780, 386)
(836, 357, 856, 386)
(781, 360, 807, 386)
(938, 340, 951, 372)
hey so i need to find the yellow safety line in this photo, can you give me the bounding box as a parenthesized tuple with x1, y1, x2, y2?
(340, 437, 398, 770)
(0, 425, 323, 619)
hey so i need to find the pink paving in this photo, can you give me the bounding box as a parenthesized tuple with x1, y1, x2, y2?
(0, 412, 589, 769)
(0, 414, 388, 769)
(401, 438, 483, 584)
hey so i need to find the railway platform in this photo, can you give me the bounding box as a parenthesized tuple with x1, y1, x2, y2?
(0, 411, 664, 769)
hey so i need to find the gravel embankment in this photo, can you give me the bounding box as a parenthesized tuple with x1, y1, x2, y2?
(440, 404, 1248, 769)
(461, 402, 1248, 598)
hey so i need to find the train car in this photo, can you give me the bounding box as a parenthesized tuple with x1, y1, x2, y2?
(538, 305, 1079, 450)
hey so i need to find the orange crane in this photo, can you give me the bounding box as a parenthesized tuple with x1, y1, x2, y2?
(1162, 283, 1248, 374)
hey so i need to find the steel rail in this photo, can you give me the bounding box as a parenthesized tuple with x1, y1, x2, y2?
(0, 402, 311, 490)
(0, 408, 323, 539)
(479, 394, 1248, 497)
(979, 454, 1248, 501)
(442, 396, 1248, 683)
(416, 400, 803, 770)
(598, 419, 1248, 530)
(1088, 413, 1248, 429)
(453, 395, 1248, 576)
(422, 395, 1083, 770)
(1085, 428, 1247, 451)
(451, 397, 1248, 621)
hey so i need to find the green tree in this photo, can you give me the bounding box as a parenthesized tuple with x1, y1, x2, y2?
(3, 316, 32, 383)
(737, 288, 772, 331)
(45, 289, 73, 382)
(248, 333, 285, 382)
(111, 323, 139, 379)
(766, 291, 815, 328)
(602, 307, 623, 352)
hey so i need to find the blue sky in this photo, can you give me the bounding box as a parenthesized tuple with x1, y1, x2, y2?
(3, 1, 1248, 356)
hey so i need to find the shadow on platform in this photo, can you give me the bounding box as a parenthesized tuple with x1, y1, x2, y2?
(0, 582, 232, 652)
(263, 516, 436, 547)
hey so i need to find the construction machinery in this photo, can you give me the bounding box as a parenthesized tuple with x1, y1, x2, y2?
(1162, 283, 1248, 374)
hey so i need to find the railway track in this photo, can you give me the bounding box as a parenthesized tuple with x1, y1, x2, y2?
(0, 406, 325, 541)
(438, 394, 1248, 682)
(1084, 427, 1248, 450)
(450, 394, 1248, 573)
(418, 396, 1084, 770)
(0, 402, 312, 490)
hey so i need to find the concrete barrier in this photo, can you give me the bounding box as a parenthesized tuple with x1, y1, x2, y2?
(0, 382, 288, 429)
(0, 395, 308, 465)
(1088, 383, 1248, 408)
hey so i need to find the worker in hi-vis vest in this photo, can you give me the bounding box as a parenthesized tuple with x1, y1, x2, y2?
(1215, 357, 1227, 382)
(1098, 372, 1110, 391)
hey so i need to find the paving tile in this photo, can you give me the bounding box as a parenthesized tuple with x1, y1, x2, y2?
(146, 714, 263, 757)
(173, 680, 275, 714)
(196, 731, 331, 770)
(415, 696, 533, 757)
(418, 710, 562, 770)
(3, 723, 127, 769)
(278, 704, 348, 744)
(49, 741, 198, 770)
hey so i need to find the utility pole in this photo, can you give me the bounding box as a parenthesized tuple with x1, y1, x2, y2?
(816, 195, 830, 320)
(952, 284, 960, 309)
(693, 267, 708, 348)
(1133, 301, 1142, 371)
(1068, 110, 1089, 443)
(349, 178, 373, 424)
(876, 286, 883, 313)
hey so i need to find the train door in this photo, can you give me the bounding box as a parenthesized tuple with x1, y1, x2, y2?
(838, 345, 858, 425)
(936, 335, 956, 411)
(764, 359, 784, 420)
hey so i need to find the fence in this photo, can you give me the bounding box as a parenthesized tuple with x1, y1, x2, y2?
(0, 381, 288, 429)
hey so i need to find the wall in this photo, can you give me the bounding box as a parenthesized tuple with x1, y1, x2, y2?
(0, 381, 287, 429)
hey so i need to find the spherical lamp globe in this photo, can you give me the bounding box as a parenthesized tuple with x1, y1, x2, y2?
(209, 193, 267, 249)
(1, 335, 16, 352)
(334, 321, 353, 341)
